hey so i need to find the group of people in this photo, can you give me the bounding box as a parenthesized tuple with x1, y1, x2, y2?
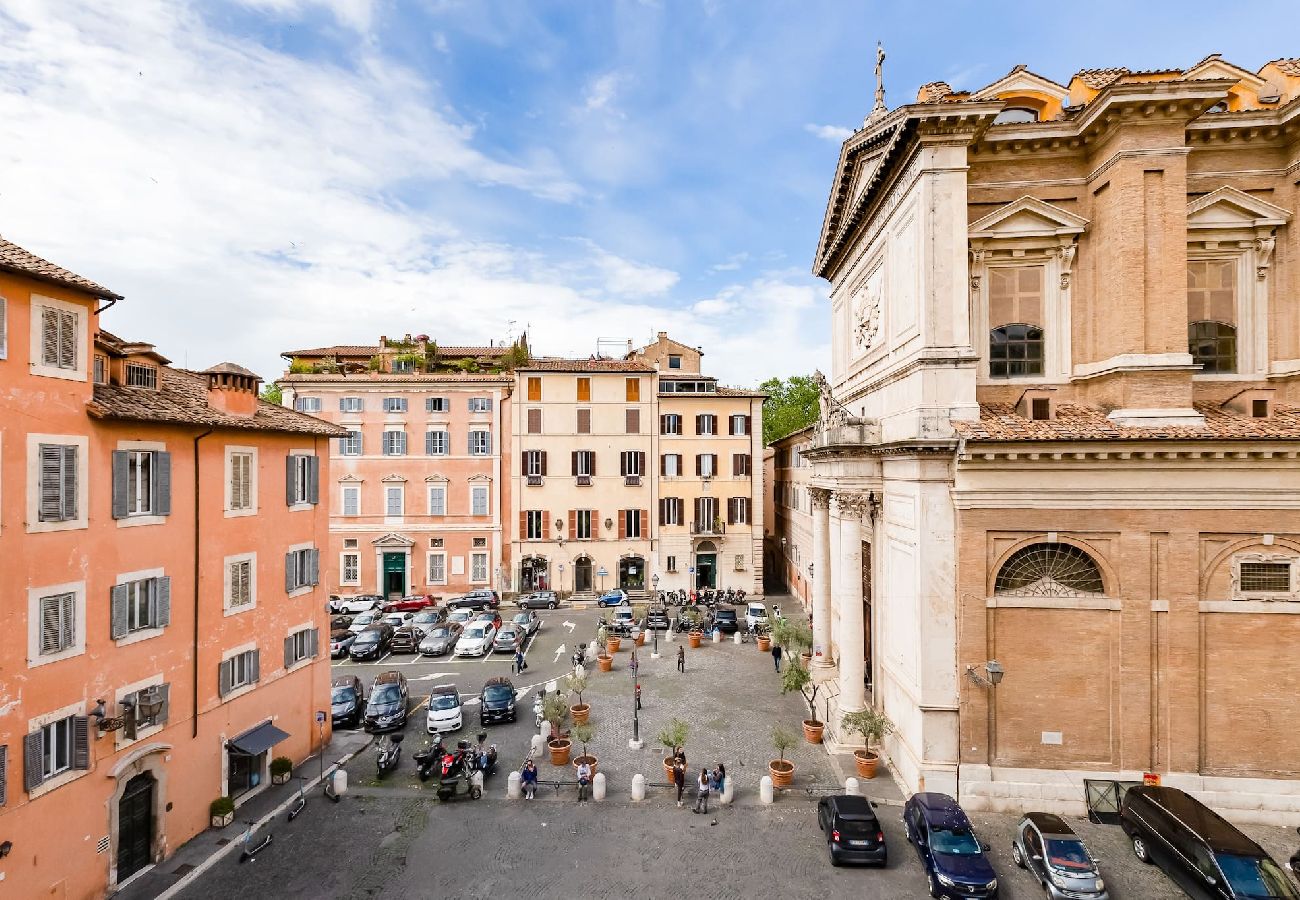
(669, 749, 725, 814)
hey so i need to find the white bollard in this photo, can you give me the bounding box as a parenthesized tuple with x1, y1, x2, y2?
(666, 628, 675, 643)
(721, 776, 735, 805)
(507, 770, 522, 799)
(845, 777, 861, 797)
(471, 770, 485, 794)
(760, 775, 774, 805)
(531, 733, 545, 757)
(332, 768, 348, 796)
(712, 629, 721, 643)
(733, 632, 742, 645)
(539, 722, 551, 743)
(593, 772, 606, 801)
(631, 773, 646, 801)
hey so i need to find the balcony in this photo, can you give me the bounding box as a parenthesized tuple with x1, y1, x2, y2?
(576, 475, 592, 486)
(691, 520, 726, 535)
(624, 475, 643, 487)
(526, 474, 543, 486)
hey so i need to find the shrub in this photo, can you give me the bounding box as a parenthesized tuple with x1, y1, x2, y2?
(780, 656, 821, 723)
(571, 722, 596, 759)
(841, 707, 895, 752)
(210, 796, 235, 817)
(542, 693, 569, 728)
(772, 725, 798, 762)
(288, 357, 313, 374)
(657, 717, 688, 756)
(564, 672, 588, 706)
(270, 756, 292, 777)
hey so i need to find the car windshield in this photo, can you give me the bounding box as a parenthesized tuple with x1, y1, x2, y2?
(354, 631, 380, 644)
(354, 613, 373, 624)
(464, 626, 486, 638)
(331, 686, 356, 703)
(1214, 854, 1298, 899)
(428, 627, 450, 638)
(450, 610, 471, 620)
(498, 629, 516, 640)
(430, 694, 459, 710)
(1046, 839, 1094, 872)
(413, 613, 437, 623)
(370, 684, 400, 703)
(484, 685, 513, 701)
(717, 611, 735, 619)
(513, 615, 529, 624)
(930, 827, 982, 856)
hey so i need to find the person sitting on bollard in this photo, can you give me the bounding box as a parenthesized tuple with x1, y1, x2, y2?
(677, 644, 685, 673)
(521, 759, 538, 800)
(693, 767, 711, 814)
(713, 763, 726, 799)
(576, 760, 592, 802)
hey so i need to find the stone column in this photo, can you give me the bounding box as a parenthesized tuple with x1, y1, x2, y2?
(810, 488, 834, 680)
(834, 492, 867, 714)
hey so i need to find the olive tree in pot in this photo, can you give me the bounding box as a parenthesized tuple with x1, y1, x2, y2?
(841, 707, 895, 779)
(657, 717, 689, 782)
(769, 725, 798, 787)
(565, 672, 590, 724)
(543, 693, 571, 764)
(780, 657, 824, 743)
(571, 721, 598, 775)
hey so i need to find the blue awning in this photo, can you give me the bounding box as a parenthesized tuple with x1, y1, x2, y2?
(228, 721, 290, 756)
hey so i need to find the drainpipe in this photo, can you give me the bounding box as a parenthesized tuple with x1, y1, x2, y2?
(193, 429, 213, 738)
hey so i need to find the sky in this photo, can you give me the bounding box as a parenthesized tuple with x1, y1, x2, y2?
(0, 1, 1289, 387)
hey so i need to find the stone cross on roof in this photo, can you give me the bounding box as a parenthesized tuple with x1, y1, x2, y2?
(865, 42, 887, 126)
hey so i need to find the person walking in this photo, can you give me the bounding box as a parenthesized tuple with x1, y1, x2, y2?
(514, 648, 526, 674)
(772, 642, 783, 672)
(677, 644, 685, 673)
(576, 760, 592, 802)
(693, 767, 711, 814)
(521, 759, 538, 800)
(635, 682, 642, 710)
(673, 759, 686, 807)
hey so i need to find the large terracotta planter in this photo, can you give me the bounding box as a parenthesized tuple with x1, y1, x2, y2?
(688, 631, 702, 649)
(756, 636, 771, 652)
(549, 738, 572, 766)
(597, 654, 613, 672)
(769, 759, 794, 788)
(635, 630, 646, 646)
(801, 652, 812, 668)
(571, 703, 590, 724)
(853, 749, 880, 779)
(573, 754, 598, 776)
(663, 756, 682, 782)
(607, 636, 621, 653)
(802, 719, 824, 744)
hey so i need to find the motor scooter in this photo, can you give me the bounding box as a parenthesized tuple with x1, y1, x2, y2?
(413, 734, 445, 782)
(533, 690, 544, 729)
(473, 732, 499, 777)
(375, 733, 403, 779)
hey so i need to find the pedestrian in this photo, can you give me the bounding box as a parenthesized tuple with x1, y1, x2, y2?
(772, 642, 783, 672)
(677, 644, 685, 673)
(693, 767, 711, 814)
(714, 763, 726, 799)
(576, 760, 592, 802)
(673, 760, 686, 807)
(635, 682, 642, 710)
(773, 604, 782, 621)
(521, 759, 538, 800)
(515, 648, 526, 673)
(673, 746, 687, 768)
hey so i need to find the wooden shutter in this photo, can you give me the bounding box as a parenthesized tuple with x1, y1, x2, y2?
(219, 659, 232, 697)
(111, 451, 130, 518)
(250, 649, 261, 683)
(577, 377, 591, 402)
(521, 450, 528, 473)
(469, 431, 476, 454)
(527, 377, 541, 401)
(156, 576, 172, 627)
(157, 684, 170, 725)
(727, 498, 735, 525)
(284, 635, 294, 669)
(154, 451, 172, 515)
(39, 445, 61, 520)
(743, 415, 752, 436)
(619, 452, 627, 476)
(58, 311, 76, 369)
(285, 455, 297, 505)
(0, 744, 7, 805)
(307, 456, 320, 504)
(658, 499, 665, 525)
(710, 454, 718, 475)
(309, 628, 320, 658)
(24, 731, 43, 791)
(59, 593, 75, 651)
(695, 497, 705, 526)
(639, 509, 648, 538)
(542, 514, 550, 540)
(637, 452, 646, 476)
(72, 716, 89, 770)
(110, 584, 130, 639)
(541, 451, 548, 476)
(569, 509, 576, 536)
(617, 510, 626, 540)
(285, 551, 296, 593)
(426, 432, 435, 455)
(571, 451, 579, 476)
(589, 452, 596, 476)
(660, 454, 666, 476)
(694, 454, 702, 476)
(576, 408, 590, 433)
(309, 549, 320, 586)
(728, 415, 736, 435)
(41, 307, 58, 365)
(527, 408, 541, 433)
(625, 408, 639, 433)
(519, 511, 527, 538)
(61, 446, 77, 520)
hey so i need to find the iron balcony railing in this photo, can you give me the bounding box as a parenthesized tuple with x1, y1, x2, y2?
(691, 520, 725, 535)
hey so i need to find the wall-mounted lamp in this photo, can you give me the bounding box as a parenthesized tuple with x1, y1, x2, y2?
(964, 660, 1005, 688)
(0, 840, 12, 858)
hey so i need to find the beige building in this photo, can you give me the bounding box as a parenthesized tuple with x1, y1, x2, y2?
(769, 426, 815, 610)
(793, 54, 1300, 823)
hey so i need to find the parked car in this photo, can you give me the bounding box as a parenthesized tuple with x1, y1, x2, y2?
(713, 608, 739, 634)
(418, 622, 464, 657)
(493, 626, 524, 653)
(476, 611, 502, 631)
(332, 593, 384, 614)
(447, 608, 475, 626)
(447, 589, 500, 610)
(1012, 812, 1108, 899)
(410, 608, 448, 630)
(330, 629, 357, 659)
(363, 670, 409, 733)
(331, 674, 365, 728)
(381, 611, 415, 629)
(596, 589, 629, 607)
(348, 611, 380, 634)
(818, 794, 888, 867)
(745, 601, 769, 632)
(479, 677, 517, 726)
(454, 623, 496, 657)
(389, 623, 428, 654)
(349, 624, 395, 661)
(383, 593, 437, 612)
(330, 614, 354, 631)
(903, 792, 998, 899)
(645, 605, 671, 630)
(517, 590, 559, 609)
(425, 684, 463, 734)
(511, 610, 540, 636)
(1121, 785, 1299, 900)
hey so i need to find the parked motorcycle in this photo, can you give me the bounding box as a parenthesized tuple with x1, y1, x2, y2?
(413, 734, 445, 782)
(473, 732, 499, 777)
(533, 690, 544, 729)
(375, 734, 403, 779)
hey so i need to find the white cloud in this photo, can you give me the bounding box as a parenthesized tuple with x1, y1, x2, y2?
(710, 252, 749, 272)
(583, 71, 626, 114)
(235, 0, 377, 32)
(804, 123, 853, 142)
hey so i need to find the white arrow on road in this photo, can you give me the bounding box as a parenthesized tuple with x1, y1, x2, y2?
(554, 643, 566, 663)
(411, 672, 457, 682)
(563, 621, 576, 632)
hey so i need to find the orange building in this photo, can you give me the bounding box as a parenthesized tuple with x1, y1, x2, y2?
(0, 235, 342, 897)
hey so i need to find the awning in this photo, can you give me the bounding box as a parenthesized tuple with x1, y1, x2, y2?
(227, 721, 290, 756)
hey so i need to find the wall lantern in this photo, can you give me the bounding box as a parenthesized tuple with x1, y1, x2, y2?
(964, 660, 1005, 688)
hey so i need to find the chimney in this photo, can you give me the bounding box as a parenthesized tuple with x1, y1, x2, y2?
(203, 363, 262, 418)
(657, 331, 668, 341)
(627, 339, 633, 354)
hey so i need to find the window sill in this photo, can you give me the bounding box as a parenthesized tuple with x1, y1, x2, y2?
(26, 517, 89, 534)
(220, 682, 258, 704)
(224, 507, 258, 519)
(384, 516, 405, 525)
(28, 363, 87, 382)
(1204, 599, 1300, 613)
(289, 502, 314, 513)
(287, 585, 315, 599)
(28, 644, 86, 668)
(26, 765, 90, 800)
(284, 656, 315, 675)
(115, 626, 166, 648)
(114, 722, 165, 752)
(223, 601, 258, 618)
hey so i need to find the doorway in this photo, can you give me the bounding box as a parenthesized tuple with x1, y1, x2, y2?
(117, 772, 155, 882)
(574, 557, 593, 594)
(228, 749, 266, 798)
(695, 554, 716, 589)
(618, 556, 645, 591)
(382, 552, 406, 599)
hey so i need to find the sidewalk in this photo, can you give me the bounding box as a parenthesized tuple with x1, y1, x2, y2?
(115, 729, 373, 900)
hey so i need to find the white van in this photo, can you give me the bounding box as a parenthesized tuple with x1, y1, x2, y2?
(745, 602, 769, 632)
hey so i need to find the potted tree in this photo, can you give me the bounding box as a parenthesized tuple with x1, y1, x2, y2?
(632, 604, 648, 645)
(210, 796, 235, 828)
(688, 627, 703, 649)
(565, 673, 590, 725)
(270, 756, 293, 785)
(780, 657, 824, 743)
(841, 707, 895, 779)
(596, 649, 614, 672)
(657, 718, 689, 782)
(790, 621, 814, 667)
(571, 721, 598, 776)
(544, 693, 571, 765)
(769, 725, 798, 788)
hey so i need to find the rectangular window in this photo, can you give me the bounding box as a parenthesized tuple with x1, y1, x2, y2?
(471, 552, 489, 583)
(625, 408, 640, 434)
(626, 377, 640, 401)
(34, 715, 86, 782)
(575, 509, 592, 540)
(425, 430, 448, 455)
(391, 358, 414, 374)
(697, 454, 716, 478)
(220, 650, 259, 696)
(342, 485, 360, 516)
(40, 306, 78, 370)
(288, 454, 317, 505)
(728, 414, 750, 436)
(112, 576, 170, 636)
(425, 396, 449, 413)
(662, 453, 682, 477)
(660, 497, 683, 526)
(576, 377, 591, 402)
(383, 430, 407, 456)
(340, 431, 362, 456)
(666, 555, 677, 572)
(340, 396, 364, 413)
(228, 560, 253, 607)
(473, 537, 487, 548)
(38, 592, 76, 654)
(229, 451, 253, 510)
(285, 628, 316, 667)
(661, 414, 681, 435)
(696, 414, 717, 436)
(428, 484, 446, 516)
(126, 363, 158, 389)
(524, 449, 545, 477)
(285, 548, 319, 592)
(428, 553, 447, 583)
(576, 408, 591, 434)
(525, 510, 543, 540)
(469, 430, 491, 455)
(728, 497, 751, 525)
(38, 444, 78, 522)
(111, 448, 172, 518)
(732, 453, 752, 477)
(293, 395, 321, 412)
(668, 355, 681, 369)
(383, 397, 407, 412)
(468, 397, 491, 412)
(527, 408, 542, 433)
(989, 265, 1045, 378)
(385, 486, 404, 517)
(1187, 259, 1238, 374)
(574, 450, 595, 477)
(623, 509, 642, 539)
(93, 355, 105, 383)
(527, 377, 541, 401)
(471, 485, 489, 517)
(621, 450, 643, 477)
(735, 554, 746, 571)
(342, 553, 360, 584)
(1239, 561, 1291, 593)
(122, 450, 153, 516)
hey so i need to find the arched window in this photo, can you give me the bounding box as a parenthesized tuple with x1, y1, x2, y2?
(994, 542, 1105, 597)
(993, 106, 1039, 125)
(1188, 321, 1237, 373)
(989, 324, 1044, 377)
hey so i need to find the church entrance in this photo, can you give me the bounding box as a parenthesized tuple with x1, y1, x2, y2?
(574, 557, 593, 594)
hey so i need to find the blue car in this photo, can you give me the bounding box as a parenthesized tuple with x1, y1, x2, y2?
(903, 792, 998, 899)
(596, 590, 629, 607)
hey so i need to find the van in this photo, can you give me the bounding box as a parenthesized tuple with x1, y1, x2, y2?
(1120, 785, 1298, 900)
(745, 602, 768, 632)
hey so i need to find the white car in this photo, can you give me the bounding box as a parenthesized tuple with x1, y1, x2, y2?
(426, 686, 463, 733)
(745, 602, 769, 632)
(454, 623, 496, 657)
(348, 612, 379, 634)
(333, 594, 384, 615)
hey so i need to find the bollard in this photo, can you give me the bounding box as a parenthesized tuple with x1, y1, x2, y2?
(721, 776, 735, 806)
(507, 770, 522, 799)
(471, 770, 485, 794)
(332, 768, 348, 797)
(844, 777, 861, 797)
(531, 733, 545, 757)
(733, 632, 742, 645)
(593, 772, 607, 801)
(712, 629, 720, 643)
(666, 628, 675, 643)
(759, 775, 774, 805)
(540, 722, 551, 743)
(631, 773, 646, 801)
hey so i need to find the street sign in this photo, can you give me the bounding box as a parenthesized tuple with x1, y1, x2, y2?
(597, 567, 609, 577)
(689, 566, 695, 573)
(315, 710, 326, 723)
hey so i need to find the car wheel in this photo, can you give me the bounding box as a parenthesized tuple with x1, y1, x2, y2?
(1011, 841, 1025, 868)
(548, 602, 556, 609)
(470, 786, 482, 800)
(621, 598, 629, 606)
(927, 872, 941, 898)
(1132, 835, 1150, 863)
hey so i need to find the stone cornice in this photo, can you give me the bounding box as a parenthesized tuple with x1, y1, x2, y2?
(958, 444, 1300, 464)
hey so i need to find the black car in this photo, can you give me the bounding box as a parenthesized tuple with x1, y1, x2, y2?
(331, 674, 365, 729)
(364, 671, 409, 733)
(645, 606, 671, 630)
(713, 609, 739, 634)
(818, 794, 887, 866)
(447, 589, 501, 610)
(389, 623, 428, 654)
(1121, 785, 1299, 900)
(479, 677, 517, 726)
(517, 590, 559, 609)
(349, 623, 395, 661)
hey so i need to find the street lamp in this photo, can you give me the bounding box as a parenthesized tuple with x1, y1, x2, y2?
(650, 573, 660, 656)
(964, 660, 1005, 688)
(630, 648, 640, 746)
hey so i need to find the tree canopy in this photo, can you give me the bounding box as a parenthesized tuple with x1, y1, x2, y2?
(259, 383, 283, 405)
(759, 375, 818, 445)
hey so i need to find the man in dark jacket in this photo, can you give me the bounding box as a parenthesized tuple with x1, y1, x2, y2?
(772, 642, 783, 672)
(673, 760, 686, 807)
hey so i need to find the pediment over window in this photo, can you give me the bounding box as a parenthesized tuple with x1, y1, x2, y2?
(467, 473, 493, 483)
(380, 473, 407, 483)
(424, 474, 448, 483)
(971, 66, 1068, 102)
(371, 533, 414, 547)
(1187, 187, 1289, 231)
(969, 196, 1089, 242)
(338, 474, 363, 483)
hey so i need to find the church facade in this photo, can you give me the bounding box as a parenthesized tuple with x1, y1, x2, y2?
(802, 54, 1300, 823)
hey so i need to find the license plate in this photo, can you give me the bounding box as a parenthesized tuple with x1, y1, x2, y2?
(848, 840, 868, 847)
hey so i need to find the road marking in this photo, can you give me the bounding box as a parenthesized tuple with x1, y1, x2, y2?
(411, 673, 457, 682)
(554, 643, 566, 663)
(563, 621, 576, 632)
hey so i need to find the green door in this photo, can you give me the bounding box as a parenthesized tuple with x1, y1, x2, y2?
(383, 552, 406, 598)
(695, 554, 716, 589)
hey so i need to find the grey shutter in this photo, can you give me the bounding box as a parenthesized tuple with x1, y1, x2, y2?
(156, 576, 171, 627)
(110, 584, 130, 639)
(59, 312, 76, 369)
(285, 455, 297, 505)
(309, 628, 320, 658)
(284, 635, 294, 669)
(285, 551, 296, 593)
(39, 445, 64, 521)
(309, 549, 320, 586)
(72, 716, 89, 769)
(23, 732, 43, 791)
(61, 446, 78, 520)
(249, 649, 260, 683)
(111, 451, 130, 519)
(41, 308, 58, 365)
(468, 431, 474, 454)
(219, 660, 232, 697)
(398, 432, 407, 455)
(0, 745, 7, 805)
(484, 397, 493, 411)
(157, 684, 170, 725)
(425, 431, 434, 455)
(60, 593, 75, 651)
(154, 452, 172, 516)
(307, 456, 320, 504)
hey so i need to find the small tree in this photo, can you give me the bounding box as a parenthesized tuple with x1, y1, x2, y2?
(270, 756, 292, 777)
(288, 357, 313, 374)
(571, 722, 596, 760)
(841, 707, 896, 755)
(596, 624, 609, 647)
(772, 725, 798, 762)
(259, 383, 283, 405)
(543, 694, 569, 739)
(564, 672, 588, 707)
(780, 656, 822, 725)
(657, 717, 689, 758)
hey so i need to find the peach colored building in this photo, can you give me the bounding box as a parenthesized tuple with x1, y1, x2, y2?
(0, 235, 341, 898)
(278, 335, 514, 598)
(768, 425, 814, 609)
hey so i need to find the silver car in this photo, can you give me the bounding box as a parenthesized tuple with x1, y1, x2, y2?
(1011, 812, 1109, 900)
(418, 622, 463, 657)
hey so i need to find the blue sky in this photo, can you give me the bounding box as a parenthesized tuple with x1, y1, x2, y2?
(0, 1, 1289, 386)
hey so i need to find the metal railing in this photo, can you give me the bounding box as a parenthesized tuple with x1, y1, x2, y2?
(690, 521, 726, 535)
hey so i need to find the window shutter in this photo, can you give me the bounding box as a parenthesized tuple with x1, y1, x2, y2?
(41, 307, 58, 366)
(0, 745, 7, 805)
(695, 497, 704, 525)
(307, 456, 320, 504)
(60, 593, 75, 651)
(743, 415, 752, 435)
(571, 451, 578, 476)
(156, 576, 171, 627)
(728, 415, 736, 436)
(61, 446, 78, 520)
(660, 415, 667, 434)
(40, 596, 58, 654)
(541, 451, 548, 476)
(618, 511, 626, 540)
(469, 431, 475, 454)
(72, 716, 89, 769)
(637, 452, 645, 476)
(710, 454, 718, 475)
(542, 514, 550, 540)
(24, 731, 43, 791)
(59, 312, 77, 369)
(527, 408, 541, 433)
(484, 432, 493, 454)
(519, 511, 526, 537)
(620, 453, 627, 476)
(640, 509, 648, 538)
(309, 548, 320, 586)
(284, 635, 294, 669)
(285, 551, 296, 593)
(39, 445, 61, 521)
(250, 649, 261, 683)
(150, 451, 172, 516)
(568, 509, 576, 536)
(157, 684, 170, 725)
(695, 415, 702, 434)
(219, 660, 232, 697)
(110, 584, 130, 639)
(576, 408, 590, 433)
(695, 454, 702, 476)
(589, 452, 596, 476)
(285, 455, 297, 505)
(309, 627, 320, 658)
(727, 498, 735, 525)
(658, 499, 665, 526)
(426, 432, 435, 455)
(660, 454, 666, 476)
(626, 408, 639, 433)
(111, 451, 130, 519)
(521, 451, 528, 473)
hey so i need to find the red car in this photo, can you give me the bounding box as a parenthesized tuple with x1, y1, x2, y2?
(384, 594, 438, 613)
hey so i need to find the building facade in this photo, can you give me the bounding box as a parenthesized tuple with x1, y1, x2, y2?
(279, 335, 515, 599)
(0, 236, 339, 897)
(798, 55, 1300, 823)
(769, 426, 815, 609)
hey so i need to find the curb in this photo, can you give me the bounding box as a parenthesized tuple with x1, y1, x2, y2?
(151, 738, 373, 900)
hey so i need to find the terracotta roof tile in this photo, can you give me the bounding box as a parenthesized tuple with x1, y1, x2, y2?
(283, 345, 380, 358)
(280, 372, 512, 384)
(1074, 67, 1130, 89)
(436, 345, 510, 357)
(517, 358, 655, 373)
(0, 235, 122, 300)
(89, 367, 346, 436)
(918, 81, 953, 103)
(1266, 58, 1300, 77)
(954, 402, 1300, 443)
(204, 362, 260, 378)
